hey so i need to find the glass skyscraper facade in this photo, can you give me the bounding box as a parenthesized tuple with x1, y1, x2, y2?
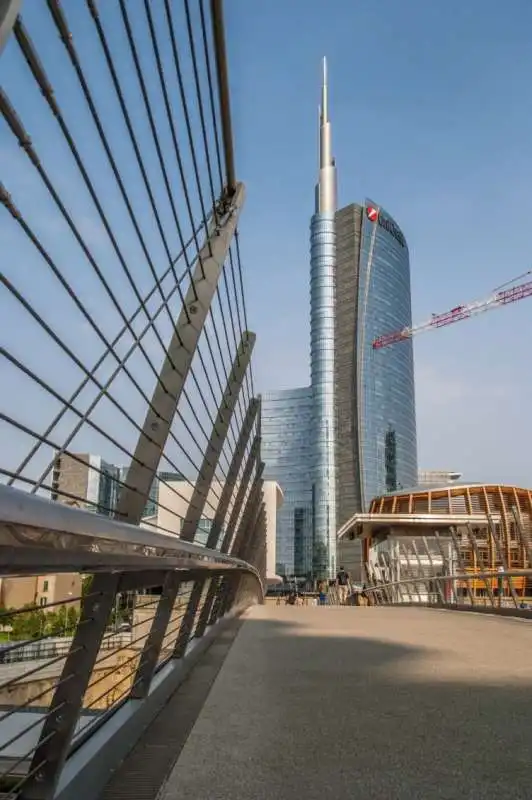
(261, 62, 417, 582)
(335, 200, 417, 524)
(357, 199, 417, 506)
(261, 388, 313, 578)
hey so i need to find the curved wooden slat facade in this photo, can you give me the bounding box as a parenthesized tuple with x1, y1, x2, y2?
(369, 484, 532, 594)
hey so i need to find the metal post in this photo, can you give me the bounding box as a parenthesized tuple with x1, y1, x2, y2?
(512, 506, 532, 567)
(377, 553, 392, 604)
(464, 524, 496, 607)
(422, 536, 445, 604)
(411, 539, 430, 603)
(512, 506, 532, 600)
(195, 576, 221, 638)
(130, 572, 181, 698)
(0, 0, 21, 56)
(207, 443, 261, 626)
(487, 515, 519, 609)
(241, 502, 266, 565)
(180, 333, 255, 544)
(205, 398, 259, 550)
(220, 493, 265, 616)
(433, 532, 453, 604)
(219, 437, 261, 553)
(230, 469, 264, 558)
(21, 573, 120, 800)
(116, 184, 245, 525)
(211, 0, 236, 194)
(398, 542, 421, 603)
(173, 334, 255, 657)
(448, 527, 475, 607)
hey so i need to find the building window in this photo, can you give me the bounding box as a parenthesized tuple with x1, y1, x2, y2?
(43, 580, 49, 592)
(40, 597, 47, 607)
(384, 428, 397, 493)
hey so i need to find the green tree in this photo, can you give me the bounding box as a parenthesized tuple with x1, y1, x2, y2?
(45, 606, 79, 637)
(0, 607, 14, 629)
(11, 605, 46, 640)
(67, 606, 79, 634)
(81, 574, 93, 597)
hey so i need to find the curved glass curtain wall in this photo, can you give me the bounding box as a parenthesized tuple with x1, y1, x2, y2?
(357, 199, 417, 510)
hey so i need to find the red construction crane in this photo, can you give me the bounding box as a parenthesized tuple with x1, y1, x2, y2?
(372, 271, 532, 350)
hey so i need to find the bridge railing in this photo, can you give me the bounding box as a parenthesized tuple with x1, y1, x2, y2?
(0, 488, 262, 800)
(362, 567, 532, 615)
(0, 1, 264, 797)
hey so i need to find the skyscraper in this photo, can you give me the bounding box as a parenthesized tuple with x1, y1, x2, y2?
(335, 200, 417, 579)
(310, 58, 338, 579)
(260, 388, 313, 577)
(261, 59, 417, 582)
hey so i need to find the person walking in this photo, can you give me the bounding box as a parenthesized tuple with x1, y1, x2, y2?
(336, 566, 350, 606)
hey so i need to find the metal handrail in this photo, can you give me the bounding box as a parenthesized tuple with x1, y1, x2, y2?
(363, 567, 532, 595)
(0, 484, 259, 579)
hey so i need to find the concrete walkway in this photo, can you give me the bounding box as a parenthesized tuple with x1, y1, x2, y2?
(160, 606, 532, 800)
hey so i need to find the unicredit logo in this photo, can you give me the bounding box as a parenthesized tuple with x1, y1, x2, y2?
(366, 203, 406, 248)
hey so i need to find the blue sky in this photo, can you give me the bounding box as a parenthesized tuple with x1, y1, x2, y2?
(0, 1, 530, 492)
(225, 0, 532, 486)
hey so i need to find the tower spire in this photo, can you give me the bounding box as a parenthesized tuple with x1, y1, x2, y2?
(316, 56, 336, 213)
(321, 56, 328, 125)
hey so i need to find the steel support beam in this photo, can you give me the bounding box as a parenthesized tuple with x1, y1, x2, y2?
(421, 536, 445, 604)
(194, 475, 264, 632)
(193, 400, 258, 637)
(173, 335, 254, 656)
(230, 467, 264, 559)
(205, 398, 259, 550)
(464, 524, 496, 607)
(21, 572, 120, 800)
(206, 443, 262, 626)
(211, 0, 236, 194)
(116, 183, 245, 525)
(241, 502, 266, 566)
(219, 437, 261, 554)
(130, 572, 181, 698)
(487, 515, 520, 609)
(0, 0, 21, 56)
(449, 527, 475, 606)
(195, 576, 221, 637)
(180, 332, 255, 544)
(220, 491, 264, 616)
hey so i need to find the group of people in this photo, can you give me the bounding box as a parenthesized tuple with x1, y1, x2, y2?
(278, 567, 369, 607)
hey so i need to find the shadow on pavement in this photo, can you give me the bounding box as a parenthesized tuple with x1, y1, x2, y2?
(158, 606, 532, 800)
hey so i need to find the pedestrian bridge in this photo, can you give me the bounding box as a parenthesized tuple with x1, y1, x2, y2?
(107, 604, 532, 800)
(0, 2, 531, 799)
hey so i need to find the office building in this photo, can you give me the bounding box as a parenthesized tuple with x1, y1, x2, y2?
(261, 388, 313, 578)
(51, 453, 181, 520)
(310, 58, 338, 579)
(156, 478, 284, 584)
(418, 470, 462, 487)
(335, 200, 417, 514)
(261, 59, 418, 581)
(52, 453, 120, 515)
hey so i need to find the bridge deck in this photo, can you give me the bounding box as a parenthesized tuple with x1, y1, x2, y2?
(160, 605, 532, 800)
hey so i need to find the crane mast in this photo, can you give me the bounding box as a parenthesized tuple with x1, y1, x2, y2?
(373, 276, 532, 350)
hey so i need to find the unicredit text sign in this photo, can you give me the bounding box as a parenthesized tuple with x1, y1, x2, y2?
(365, 205, 406, 248)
